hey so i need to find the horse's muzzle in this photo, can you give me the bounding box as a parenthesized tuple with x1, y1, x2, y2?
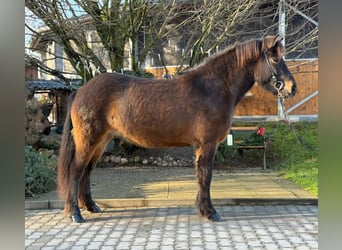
(280, 80, 297, 98)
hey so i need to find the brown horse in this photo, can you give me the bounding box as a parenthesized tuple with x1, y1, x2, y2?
(57, 35, 297, 223)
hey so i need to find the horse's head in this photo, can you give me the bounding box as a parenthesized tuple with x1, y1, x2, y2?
(254, 35, 297, 98)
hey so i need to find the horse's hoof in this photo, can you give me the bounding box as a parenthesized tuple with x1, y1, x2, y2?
(208, 212, 222, 222)
(87, 204, 101, 213)
(70, 213, 85, 223)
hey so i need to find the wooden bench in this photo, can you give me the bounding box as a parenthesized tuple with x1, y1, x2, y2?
(227, 126, 267, 170)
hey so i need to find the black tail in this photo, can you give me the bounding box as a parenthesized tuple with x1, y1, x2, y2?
(57, 91, 77, 200)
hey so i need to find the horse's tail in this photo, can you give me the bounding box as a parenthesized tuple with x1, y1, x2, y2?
(57, 90, 77, 200)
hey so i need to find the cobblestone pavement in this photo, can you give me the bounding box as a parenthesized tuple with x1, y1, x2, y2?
(25, 205, 317, 250)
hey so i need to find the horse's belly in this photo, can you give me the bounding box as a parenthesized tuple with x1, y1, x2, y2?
(111, 118, 192, 148)
(130, 128, 191, 148)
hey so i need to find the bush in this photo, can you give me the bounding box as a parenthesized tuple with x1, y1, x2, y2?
(25, 145, 57, 197)
(215, 143, 238, 162)
(120, 70, 155, 78)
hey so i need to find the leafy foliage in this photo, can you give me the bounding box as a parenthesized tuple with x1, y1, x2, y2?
(241, 127, 271, 147)
(216, 127, 270, 161)
(25, 145, 57, 197)
(216, 144, 238, 162)
(265, 121, 318, 196)
(120, 70, 155, 79)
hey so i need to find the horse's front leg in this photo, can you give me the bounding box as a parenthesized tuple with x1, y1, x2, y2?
(194, 144, 221, 222)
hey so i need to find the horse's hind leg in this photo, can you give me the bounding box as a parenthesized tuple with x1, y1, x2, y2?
(64, 132, 106, 222)
(78, 142, 108, 213)
(195, 143, 221, 222)
(64, 162, 86, 223)
(78, 162, 101, 213)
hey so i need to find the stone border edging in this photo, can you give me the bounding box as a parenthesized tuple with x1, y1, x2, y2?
(25, 197, 318, 210)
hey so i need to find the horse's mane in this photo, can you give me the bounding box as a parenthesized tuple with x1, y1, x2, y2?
(235, 39, 262, 68)
(190, 38, 262, 73)
(180, 36, 285, 78)
(235, 36, 285, 67)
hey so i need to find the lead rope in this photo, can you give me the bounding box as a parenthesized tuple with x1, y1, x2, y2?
(279, 97, 313, 151)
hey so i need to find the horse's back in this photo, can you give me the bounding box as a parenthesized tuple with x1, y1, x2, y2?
(106, 76, 195, 147)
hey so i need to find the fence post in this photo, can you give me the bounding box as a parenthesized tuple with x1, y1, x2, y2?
(278, 0, 286, 120)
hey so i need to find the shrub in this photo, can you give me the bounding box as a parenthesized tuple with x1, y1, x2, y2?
(25, 145, 57, 197)
(25, 98, 51, 146)
(215, 143, 238, 162)
(120, 70, 155, 78)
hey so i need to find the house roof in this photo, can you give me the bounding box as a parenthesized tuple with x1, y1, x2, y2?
(26, 79, 69, 91)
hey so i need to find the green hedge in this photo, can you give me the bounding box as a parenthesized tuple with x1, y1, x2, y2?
(25, 145, 57, 197)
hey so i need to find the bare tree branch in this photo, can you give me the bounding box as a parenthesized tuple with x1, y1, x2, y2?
(25, 0, 318, 81)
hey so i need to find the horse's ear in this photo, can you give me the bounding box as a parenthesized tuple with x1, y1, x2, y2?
(262, 35, 283, 52)
(272, 35, 283, 48)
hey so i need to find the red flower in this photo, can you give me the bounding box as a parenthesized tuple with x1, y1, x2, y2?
(257, 127, 265, 137)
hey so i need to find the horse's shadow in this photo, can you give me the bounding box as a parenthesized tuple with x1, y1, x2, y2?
(82, 206, 199, 223)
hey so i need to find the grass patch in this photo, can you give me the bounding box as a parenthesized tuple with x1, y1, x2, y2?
(265, 121, 318, 196)
(282, 157, 318, 196)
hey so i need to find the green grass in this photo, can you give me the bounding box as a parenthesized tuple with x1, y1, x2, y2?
(218, 121, 318, 196)
(264, 121, 318, 196)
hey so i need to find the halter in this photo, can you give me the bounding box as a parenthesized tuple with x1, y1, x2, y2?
(263, 51, 285, 97)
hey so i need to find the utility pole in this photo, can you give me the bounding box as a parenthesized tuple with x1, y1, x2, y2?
(278, 0, 286, 120)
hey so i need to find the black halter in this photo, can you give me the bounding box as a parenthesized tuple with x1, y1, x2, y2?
(264, 51, 285, 96)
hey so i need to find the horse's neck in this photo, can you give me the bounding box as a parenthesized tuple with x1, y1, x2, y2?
(223, 65, 256, 106)
(185, 55, 256, 105)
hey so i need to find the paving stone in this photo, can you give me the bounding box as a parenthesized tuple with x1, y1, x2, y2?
(217, 238, 233, 247)
(74, 238, 92, 246)
(86, 241, 104, 249)
(278, 239, 293, 248)
(263, 243, 280, 250)
(234, 242, 249, 249)
(307, 240, 319, 249)
(101, 246, 118, 250)
(296, 245, 311, 250)
(25, 205, 318, 249)
(55, 242, 73, 249)
(45, 238, 64, 246)
(159, 246, 174, 250)
(204, 242, 219, 250)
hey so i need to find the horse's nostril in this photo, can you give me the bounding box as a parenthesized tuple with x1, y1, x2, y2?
(292, 85, 297, 93)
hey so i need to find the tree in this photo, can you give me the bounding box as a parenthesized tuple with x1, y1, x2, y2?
(171, 0, 262, 69)
(25, 0, 198, 79)
(26, 0, 107, 81)
(25, 0, 318, 81)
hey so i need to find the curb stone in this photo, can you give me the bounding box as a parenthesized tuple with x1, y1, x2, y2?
(25, 197, 317, 210)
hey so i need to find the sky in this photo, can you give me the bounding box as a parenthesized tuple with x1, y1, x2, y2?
(25, 1, 85, 51)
